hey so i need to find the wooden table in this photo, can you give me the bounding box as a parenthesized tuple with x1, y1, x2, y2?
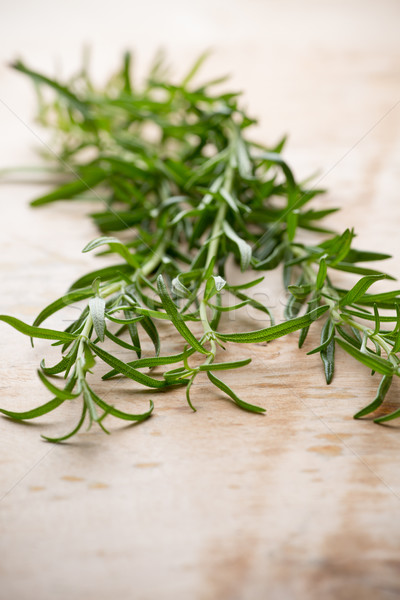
(1, 1, 400, 598)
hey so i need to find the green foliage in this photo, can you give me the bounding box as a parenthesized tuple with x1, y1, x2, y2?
(1, 51, 400, 441)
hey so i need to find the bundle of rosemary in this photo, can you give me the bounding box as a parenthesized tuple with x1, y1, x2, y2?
(1, 52, 399, 442)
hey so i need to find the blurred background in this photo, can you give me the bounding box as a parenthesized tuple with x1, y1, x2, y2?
(2, 0, 400, 247)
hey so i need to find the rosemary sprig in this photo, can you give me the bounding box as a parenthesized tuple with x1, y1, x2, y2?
(1, 51, 399, 442)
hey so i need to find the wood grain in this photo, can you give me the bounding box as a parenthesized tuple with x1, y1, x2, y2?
(1, 1, 400, 599)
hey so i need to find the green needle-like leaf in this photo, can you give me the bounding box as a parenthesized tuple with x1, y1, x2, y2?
(157, 275, 208, 355)
(0, 397, 65, 421)
(89, 296, 106, 342)
(316, 258, 327, 290)
(320, 319, 335, 384)
(335, 337, 394, 375)
(223, 221, 252, 271)
(354, 375, 393, 419)
(37, 370, 79, 400)
(102, 348, 196, 380)
(140, 316, 160, 356)
(339, 274, 387, 308)
(216, 305, 328, 343)
(82, 236, 140, 268)
(0, 315, 78, 342)
(207, 371, 265, 413)
(226, 276, 264, 291)
(33, 288, 93, 327)
(41, 404, 87, 443)
(374, 407, 400, 424)
(199, 358, 251, 371)
(90, 342, 169, 388)
(89, 386, 154, 422)
(30, 171, 106, 206)
(40, 353, 76, 375)
(11, 60, 91, 116)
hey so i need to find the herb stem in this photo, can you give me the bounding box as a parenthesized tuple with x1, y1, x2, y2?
(140, 238, 168, 278)
(202, 164, 235, 362)
(199, 299, 216, 361)
(206, 202, 227, 270)
(205, 164, 233, 269)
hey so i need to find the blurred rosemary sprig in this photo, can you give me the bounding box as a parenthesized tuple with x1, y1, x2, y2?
(1, 52, 399, 442)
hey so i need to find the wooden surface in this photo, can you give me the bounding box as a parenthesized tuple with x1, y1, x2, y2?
(1, 1, 400, 599)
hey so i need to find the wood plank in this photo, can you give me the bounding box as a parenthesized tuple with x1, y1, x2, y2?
(1, 2, 400, 599)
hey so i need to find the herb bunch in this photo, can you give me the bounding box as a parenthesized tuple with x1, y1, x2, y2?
(1, 52, 399, 442)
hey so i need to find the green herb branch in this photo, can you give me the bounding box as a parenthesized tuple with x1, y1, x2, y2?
(1, 51, 399, 441)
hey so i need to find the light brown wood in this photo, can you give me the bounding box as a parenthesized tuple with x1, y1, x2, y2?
(1, 2, 400, 599)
